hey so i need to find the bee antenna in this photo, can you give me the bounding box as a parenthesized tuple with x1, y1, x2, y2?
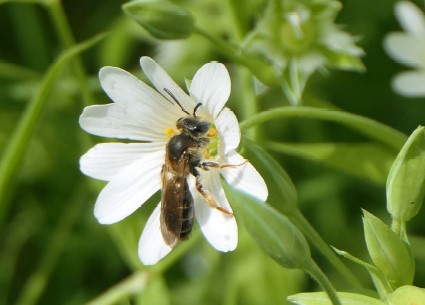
(193, 103, 202, 117)
(163, 88, 190, 116)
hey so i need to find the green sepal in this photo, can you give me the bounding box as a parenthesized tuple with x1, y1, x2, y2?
(387, 126, 425, 223)
(362, 210, 415, 288)
(222, 181, 311, 269)
(288, 291, 386, 305)
(122, 0, 194, 40)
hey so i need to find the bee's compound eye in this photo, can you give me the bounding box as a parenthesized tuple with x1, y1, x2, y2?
(195, 121, 210, 133)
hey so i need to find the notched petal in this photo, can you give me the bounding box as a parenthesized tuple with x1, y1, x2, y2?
(189, 62, 231, 120)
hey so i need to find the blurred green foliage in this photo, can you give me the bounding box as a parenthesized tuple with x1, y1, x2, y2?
(0, 0, 425, 305)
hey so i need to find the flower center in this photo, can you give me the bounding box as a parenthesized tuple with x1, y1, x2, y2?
(164, 125, 220, 160)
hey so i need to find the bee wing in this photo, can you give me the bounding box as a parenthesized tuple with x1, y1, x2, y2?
(160, 156, 190, 246)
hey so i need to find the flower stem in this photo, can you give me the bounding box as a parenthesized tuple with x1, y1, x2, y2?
(240, 107, 407, 151)
(303, 259, 342, 305)
(44, 0, 94, 105)
(290, 210, 362, 288)
(85, 271, 149, 305)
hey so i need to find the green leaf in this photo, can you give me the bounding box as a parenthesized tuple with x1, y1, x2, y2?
(265, 142, 394, 185)
(362, 210, 415, 288)
(387, 126, 425, 223)
(222, 181, 311, 269)
(122, 0, 194, 39)
(386, 285, 425, 305)
(242, 139, 298, 214)
(288, 292, 386, 305)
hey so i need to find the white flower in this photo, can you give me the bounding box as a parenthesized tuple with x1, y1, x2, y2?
(384, 1, 425, 97)
(79, 57, 268, 265)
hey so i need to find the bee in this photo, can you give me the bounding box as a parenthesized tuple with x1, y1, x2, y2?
(160, 88, 237, 246)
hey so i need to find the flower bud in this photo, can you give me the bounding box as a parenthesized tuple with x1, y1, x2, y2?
(223, 182, 310, 269)
(122, 0, 194, 40)
(387, 126, 425, 222)
(362, 210, 414, 287)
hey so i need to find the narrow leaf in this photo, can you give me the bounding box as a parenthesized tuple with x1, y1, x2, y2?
(332, 247, 392, 296)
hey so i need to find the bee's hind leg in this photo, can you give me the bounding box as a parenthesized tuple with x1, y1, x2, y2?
(199, 160, 248, 171)
(191, 168, 234, 216)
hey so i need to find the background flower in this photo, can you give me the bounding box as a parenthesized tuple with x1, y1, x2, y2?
(384, 1, 425, 97)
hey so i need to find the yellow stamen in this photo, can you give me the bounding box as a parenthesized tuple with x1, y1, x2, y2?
(165, 128, 176, 138)
(207, 127, 217, 137)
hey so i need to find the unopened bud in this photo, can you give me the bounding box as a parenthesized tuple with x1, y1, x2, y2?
(123, 0, 194, 39)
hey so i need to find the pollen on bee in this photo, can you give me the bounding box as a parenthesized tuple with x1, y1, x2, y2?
(202, 148, 211, 159)
(207, 127, 217, 137)
(165, 127, 176, 138)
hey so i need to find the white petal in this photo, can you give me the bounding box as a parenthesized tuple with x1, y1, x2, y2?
(396, 1, 425, 35)
(80, 104, 166, 141)
(80, 142, 164, 181)
(193, 172, 238, 252)
(215, 108, 240, 154)
(189, 62, 231, 120)
(222, 151, 268, 202)
(94, 151, 164, 224)
(384, 34, 425, 69)
(138, 204, 174, 265)
(140, 56, 195, 114)
(392, 71, 425, 96)
(99, 67, 180, 130)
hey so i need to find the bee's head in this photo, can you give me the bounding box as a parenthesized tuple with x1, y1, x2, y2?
(176, 117, 210, 137)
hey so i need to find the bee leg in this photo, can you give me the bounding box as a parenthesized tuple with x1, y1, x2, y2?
(199, 160, 248, 171)
(192, 168, 234, 216)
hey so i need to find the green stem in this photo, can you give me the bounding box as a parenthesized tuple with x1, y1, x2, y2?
(290, 211, 362, 288)
(303, 259, 342, 305)
(226, 0, 245, 41)
(240, 107, 407, 151)
(44, 0, 94, 105)
(235, 67, 259, 139)
(85, 271, 149, 305)
(391, 218, 408, 243)
(0, 33, 105, 231)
